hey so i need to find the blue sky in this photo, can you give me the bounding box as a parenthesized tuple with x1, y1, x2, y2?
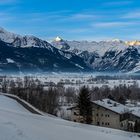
(0, 0, 140, 41)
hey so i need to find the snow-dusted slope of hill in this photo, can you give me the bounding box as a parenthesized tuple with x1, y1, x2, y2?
(0, 95, 29, 113)
(0, 94, 139, 140)
(0, 27, 52, 49)
(0, 27, 19, 43)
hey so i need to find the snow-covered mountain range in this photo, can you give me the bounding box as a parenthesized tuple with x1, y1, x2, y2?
(1, 27, 140, 73)
(0, 28, 91, 73)
(52, 37, 128, 55)
(52, 37, 140, 73)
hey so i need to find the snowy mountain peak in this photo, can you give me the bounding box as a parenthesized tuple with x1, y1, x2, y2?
(0, 27, 20, 43)
(63, 39, 128, 56)
(52, 36, 70, 50)
(55, 36, 63, 42)
(125, 40, 140, 46)
(0, 27, 13, 33)
(0, 27, 6, 32)
(110, 39, 123, 43)
(0, 27, 53, 49)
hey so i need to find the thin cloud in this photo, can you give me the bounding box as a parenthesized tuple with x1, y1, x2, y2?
(103, 0, 133, 6)
(10, 12, 99, 23)
(53, 12, 100, 22)
(123, 10, 140, 19)
(0, 0, 17, 5)
(0, 11, 16, 24)
(92, 21, 137, 28)
(69, 13, 98, 20)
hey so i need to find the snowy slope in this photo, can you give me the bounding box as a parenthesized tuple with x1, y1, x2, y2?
(0, 27, 20, 43)
(0, 27, 53, 50)
(0, 95, 139, 140)
(0, 95, 29, 113)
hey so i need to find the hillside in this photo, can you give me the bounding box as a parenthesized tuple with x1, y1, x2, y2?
(0, 94, 139, 140)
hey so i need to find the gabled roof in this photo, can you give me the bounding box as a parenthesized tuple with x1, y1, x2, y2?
(92, 98, 129, 114)
(129, 107, 140, 118)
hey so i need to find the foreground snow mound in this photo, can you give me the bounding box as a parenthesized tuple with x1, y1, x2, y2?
(0, 95, 139, 140)
(0, 95, 29, 113)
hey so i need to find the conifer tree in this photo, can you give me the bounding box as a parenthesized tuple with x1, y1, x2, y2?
(77, 86, 92, 124)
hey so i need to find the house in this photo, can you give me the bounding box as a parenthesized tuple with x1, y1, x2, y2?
(128, 107, 140, 132)
(68, 99, 131, 130)
(91, 99, 130, 130)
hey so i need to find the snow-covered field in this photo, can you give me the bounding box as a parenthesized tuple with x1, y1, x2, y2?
(5, 73, 140, 90)
(0, 95, 139, 140)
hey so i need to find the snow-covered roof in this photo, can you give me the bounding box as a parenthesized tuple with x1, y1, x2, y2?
(129, 107, 140, 118)
(125, 100, 140, 118)
(92, 98, 129, 114)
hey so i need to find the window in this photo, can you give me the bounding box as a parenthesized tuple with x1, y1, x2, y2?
(105, 122, 110, 126)
(105, 114, 110, 117)
(102, 122, 104, 125)
(96, 113, 99, 116)
(97, 122, 100, 126)
(74, 112, 77, 115)
(74, 120, 76, 122)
